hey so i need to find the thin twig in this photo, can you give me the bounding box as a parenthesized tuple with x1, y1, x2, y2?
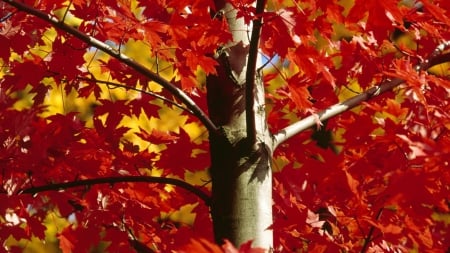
(360, 208, 384, 253)
(61, 0, 73, 22)
(17, 175, 211, 205)
(343, 85, 362, 95)
(1, 0, 219, 135)
(0, 10, 16, 22)
(257, 53, 275, 72)
(76, 76, 194, 114)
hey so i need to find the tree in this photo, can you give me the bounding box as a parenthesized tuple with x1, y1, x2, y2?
(0, 0, 449, 252)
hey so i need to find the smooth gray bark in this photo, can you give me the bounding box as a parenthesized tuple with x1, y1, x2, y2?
(207, 3, 273, 250)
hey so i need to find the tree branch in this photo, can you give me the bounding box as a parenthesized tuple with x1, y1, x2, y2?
(272, 43, 450, 149)
(360, 208, 384, 253)
(2, 0, 218, 134)
(245, 0, 266, 146)
(17, 176, 211, 205)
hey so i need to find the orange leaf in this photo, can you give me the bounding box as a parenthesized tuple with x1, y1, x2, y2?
(222, 240, 239, 253)
(286, 74, 313, 110)
(344, 170, 359, 197)
(178, 238, 223, 253)
(381, 224, 403, 235)
(58, 226, 76, 253)
(137, 128, 179, 144)
(236, 240, 266, 253)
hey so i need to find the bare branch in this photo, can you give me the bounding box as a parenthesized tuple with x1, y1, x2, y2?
(272, 43, 450, 149)
(2, 0, 218, 134)
(245, 0, 266, 146)
(17, 175, 211, 205)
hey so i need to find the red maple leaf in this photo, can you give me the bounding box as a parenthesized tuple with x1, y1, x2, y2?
(58, 226, 76, 253)
(183, 50, 218, 75)
(137, 128, 179, 144)
(0, 35, 11, 59)
(178, 238, 223, 253)
(285, 74, 313, 110)
(260, 10, 295, 58)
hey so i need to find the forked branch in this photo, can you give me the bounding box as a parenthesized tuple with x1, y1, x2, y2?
(1, 0, 218, 134)
(17, 176, 211, 205)
(273, 42, 450, 149)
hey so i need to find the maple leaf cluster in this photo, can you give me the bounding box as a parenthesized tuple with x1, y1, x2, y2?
(0, 0, 449, 252)
(262, 0, 450, 251)
(0, 0, 221, 251)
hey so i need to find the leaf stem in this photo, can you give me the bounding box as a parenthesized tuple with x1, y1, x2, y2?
(17, 176, 211, 205)
(1, 0, 219, 135)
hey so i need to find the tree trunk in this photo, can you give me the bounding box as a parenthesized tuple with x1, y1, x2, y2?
(207, 3, 273, 250)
